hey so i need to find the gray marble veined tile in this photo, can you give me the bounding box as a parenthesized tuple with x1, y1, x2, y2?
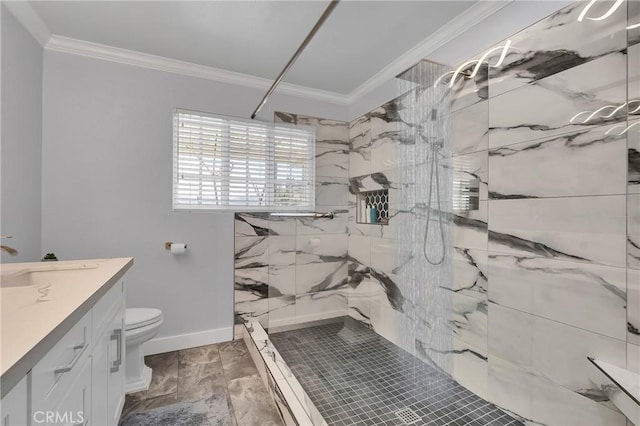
(234, 213, 270, 237)
(234, 294, 295, 330)
(369, 100, 413, 173)
(454, 337, 489, 396)
(630, 43, 640, 122)
(295, 290, 348, 322)
(448, 64, 488, 113)
(349, 113, 372, 178)
(488, 253, 627, 340)
(487, 1, 627, 98)
(315, 176, 348, 207)
(266, 236, 295, 296)
(629, 268, 640, 345)
(488, 356, 626, 426)
(489, 125, 627, 199)
(349, 171, 395, 193)
(450, 292, 488, 351)
(349, 113, 371, 150)
(488, 302, 626, 411)
(631, 0, 640, 48)
(629, 343, 640, 373)
(274, 112, 349, 178)
(295, 233, 348, 294)
(347, 272, 374, 326)
(450, 101, 488, 156)
(452, 200, 488, 251)
(234, 213, 295, 237)
(414, 334, 488, 400)
(234, 236, 267, 268)
(295, 207, 348, 235)
(295, 261, 348, 295)
(452, 247, 488, 301)
(488, 196, 627, 268)
(488, 51, 627, 149)
(629, 194, 640, 269)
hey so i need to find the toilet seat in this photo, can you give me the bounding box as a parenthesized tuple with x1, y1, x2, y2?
(126, 308, 163, 331)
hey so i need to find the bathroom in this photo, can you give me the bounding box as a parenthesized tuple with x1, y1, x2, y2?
(1, 0, 638, 425)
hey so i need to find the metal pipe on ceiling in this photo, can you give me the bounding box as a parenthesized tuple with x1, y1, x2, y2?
(250, 0, 339, 119)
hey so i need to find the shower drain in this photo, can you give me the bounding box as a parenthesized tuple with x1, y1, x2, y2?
(395, 407, 421, 424)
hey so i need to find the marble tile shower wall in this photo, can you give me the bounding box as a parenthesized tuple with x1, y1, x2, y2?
(347, 2, 639, 426)
(233, 113, 350, 338)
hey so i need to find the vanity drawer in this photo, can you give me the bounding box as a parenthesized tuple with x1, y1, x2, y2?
(92, 280, 125, 343)
(31, 310, 92, 412)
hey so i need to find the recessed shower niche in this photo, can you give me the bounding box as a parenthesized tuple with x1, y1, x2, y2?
(356, 189, 389, 224)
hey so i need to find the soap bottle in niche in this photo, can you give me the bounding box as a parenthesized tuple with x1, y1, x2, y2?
(370, 207, 378, 223)
(365, 205, 372, 223)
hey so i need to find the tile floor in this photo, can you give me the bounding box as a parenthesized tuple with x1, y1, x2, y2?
(270, 318, 523, 426)
(121, 340, 284, 426)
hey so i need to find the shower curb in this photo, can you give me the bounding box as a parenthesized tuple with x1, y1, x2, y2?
(242, 322, 327, 426)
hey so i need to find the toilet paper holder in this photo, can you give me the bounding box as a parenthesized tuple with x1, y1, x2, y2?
(165, 242, 188, 250)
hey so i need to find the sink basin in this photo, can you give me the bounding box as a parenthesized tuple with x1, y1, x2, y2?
(1, 263, 100, 288)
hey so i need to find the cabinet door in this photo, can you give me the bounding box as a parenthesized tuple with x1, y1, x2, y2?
(92, 303, 125, 426)
(91, 329, 110, 426)
(107, 304, 125, 425)
(49, 356, 91, 426)
(0, 376, 27, 426)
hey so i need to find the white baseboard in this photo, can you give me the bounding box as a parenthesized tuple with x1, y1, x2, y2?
(143, 326, 233, 355)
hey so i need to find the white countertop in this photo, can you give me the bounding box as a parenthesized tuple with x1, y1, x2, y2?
(0, 257, 133, 397)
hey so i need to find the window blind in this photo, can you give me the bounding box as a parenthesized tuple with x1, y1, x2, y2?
(173, 110, 315, 211)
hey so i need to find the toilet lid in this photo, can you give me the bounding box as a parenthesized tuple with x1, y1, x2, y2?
(126, 308, 163, 330)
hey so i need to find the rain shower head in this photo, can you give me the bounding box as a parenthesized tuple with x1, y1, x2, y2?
(396, 59, 449, 86)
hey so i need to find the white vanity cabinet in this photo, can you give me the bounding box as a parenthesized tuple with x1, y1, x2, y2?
(91, 281, 126, 426)
(0, 376, 28, 426)
(28, 279, 127, 426)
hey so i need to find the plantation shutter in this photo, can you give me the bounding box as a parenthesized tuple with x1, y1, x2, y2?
(173, 110, 315, 210)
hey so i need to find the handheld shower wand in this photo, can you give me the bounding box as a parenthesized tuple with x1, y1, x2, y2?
(422, 110, 446, 265)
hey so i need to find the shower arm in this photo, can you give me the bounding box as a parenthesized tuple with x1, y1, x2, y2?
(250, 0, 339, 119)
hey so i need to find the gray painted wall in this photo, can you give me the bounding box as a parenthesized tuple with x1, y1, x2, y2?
(1, 5, 43, 263)
(41, 50, 348, 340)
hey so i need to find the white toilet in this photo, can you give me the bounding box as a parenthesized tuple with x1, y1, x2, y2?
(124, 308, 163, 394)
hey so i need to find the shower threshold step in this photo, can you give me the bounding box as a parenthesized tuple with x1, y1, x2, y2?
(243, 321, 327, 426)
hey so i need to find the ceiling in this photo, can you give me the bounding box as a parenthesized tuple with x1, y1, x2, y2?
(29, 1, 478, 95)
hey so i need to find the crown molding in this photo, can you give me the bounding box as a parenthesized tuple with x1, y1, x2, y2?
(45, 35, 350, 105)
(2, 1, 51, 46)
(34, 0, 512, 107)
(345, 0, 514, 103)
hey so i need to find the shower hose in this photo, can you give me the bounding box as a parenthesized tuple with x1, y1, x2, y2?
(423, 140, 446, 265)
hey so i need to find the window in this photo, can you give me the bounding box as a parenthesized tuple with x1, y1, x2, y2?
(173, 109, 315, 211)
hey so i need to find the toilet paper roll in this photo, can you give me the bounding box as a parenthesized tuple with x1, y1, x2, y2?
(170, 243, 187, 254)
